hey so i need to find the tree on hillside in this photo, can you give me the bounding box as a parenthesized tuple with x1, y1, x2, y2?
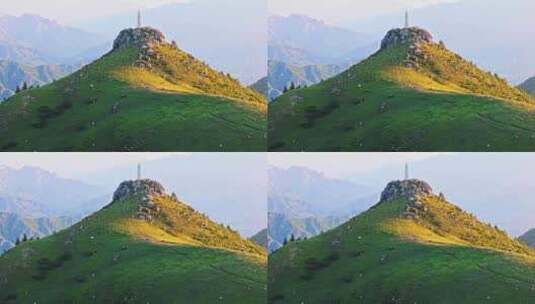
(290, 234, 295, 242)
(15, 86, 20, 93)
(283, 237, 288, 246)
(22, 82, 28, 91)
(22, 234, 28, 242)
(289, 82, 296, 90)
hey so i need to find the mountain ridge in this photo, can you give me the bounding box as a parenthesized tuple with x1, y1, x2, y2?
(269, 179, 535, 303)
(269, 26, 535, 152)
(0, 179, 267, 303)
(0, 26, 266, 152)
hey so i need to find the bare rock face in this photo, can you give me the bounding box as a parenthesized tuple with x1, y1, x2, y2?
(112, 27, 166, 51)
(380, 27, 433, 50)
(380, 179, 433, 202)
(112, 179, 166, 202)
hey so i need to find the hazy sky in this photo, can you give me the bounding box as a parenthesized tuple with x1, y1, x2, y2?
(0, 0, 189, 24)
(0, 153, 183, 179)
(269, 0, 461, 26)
(268, 153, 448, 179)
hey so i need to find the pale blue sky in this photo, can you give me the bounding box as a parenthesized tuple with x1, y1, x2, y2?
(0, 0, 189, 24)
(269, 0, 461, 26)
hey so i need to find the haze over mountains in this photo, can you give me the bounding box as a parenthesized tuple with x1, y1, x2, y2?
(346, 0, 535, 84)
(76, 0, 267, 85)
(268, 14, 377, 100)
(0, 0, 266, 100)
(0, 14, 108, 99)
(0, 166, 108, 252)
(268, 166, 378, 251)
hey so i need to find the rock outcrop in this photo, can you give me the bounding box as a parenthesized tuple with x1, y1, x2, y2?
(380, 179, 433, 202)
(112, 179, 166, 202)
(112, 27, 166, 51)
(111, 179, 168, 222)
(380, 27, 433, 50)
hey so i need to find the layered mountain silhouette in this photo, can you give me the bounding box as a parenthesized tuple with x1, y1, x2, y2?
(519, 229, 535, 248)
(0, 60, 78, 100)
(269, 179, 535, 303)
(0, 179, 266, 303)
(520, 76, 535, 97)
(0, 27, 266, 152)
(268, 166, 376, 252)
(0, 212, 76, 252)
(269, 27, 535, 152)
(250, 228, 268, 249)
(268, 60, 348, 101)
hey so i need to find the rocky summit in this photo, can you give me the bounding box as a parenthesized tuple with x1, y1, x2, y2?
(112, 179, 166, 202)
(380, 179, 433, 202)
(380, 27, 433, 50)
(112, 27, 166, 51)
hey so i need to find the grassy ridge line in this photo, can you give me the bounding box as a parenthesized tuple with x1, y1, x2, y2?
(268, 42, 535, 152)
(0, 46, 266, 152)
(0, 194, 267, 303)
(268, 195, 535, 303)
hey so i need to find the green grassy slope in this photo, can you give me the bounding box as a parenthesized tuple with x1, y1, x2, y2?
(269, 36, 535, 152)
(0, 41, 266, 152)
(269, 192, 535, 303)
(0, 188, 267, 303)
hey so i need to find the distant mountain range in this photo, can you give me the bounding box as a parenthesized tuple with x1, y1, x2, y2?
(0, 14, 104, 60)
(250, 228, 268, 249)
(269, 15, 374, 63)
(0, 212, 76, 253)
(268, 60, 348, 100)
(0, 14, 110, 100)
(0, 166, 109, 254)
(0, 60, 78, 100)
(267, 15, 377, 100)
(0, 166, 109, 217)
(268, 166, 378, 251)
(520, 77, 535, 96)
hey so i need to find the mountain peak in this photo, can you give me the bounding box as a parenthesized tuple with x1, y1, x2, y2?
(380, 27, 433, 50)
(112, 27, 167, 51)
(380, 179, 433, 202)
(112, 179, 166, 202)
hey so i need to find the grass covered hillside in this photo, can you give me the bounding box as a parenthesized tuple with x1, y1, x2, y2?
(269, 180, 535, 303)
(269, 27, 535, 152)
(0, 179, 267, 303)
(0, 27, 266, 152)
